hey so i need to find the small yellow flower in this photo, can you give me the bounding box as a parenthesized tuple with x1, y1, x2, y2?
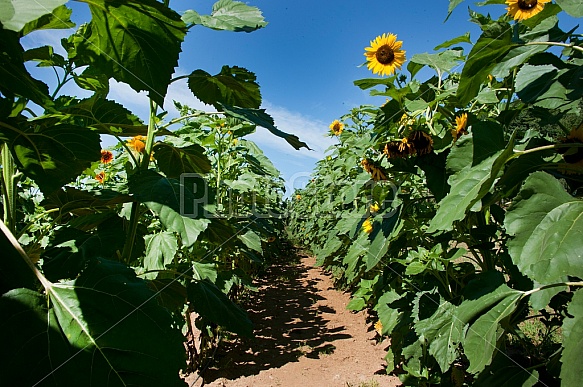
(452, 113, 468, 141)
(374, 320, 383, 335)
(100, 150, 114, 164)
(329, 120, 344, 136)
(506, 0, 551, 21)
(232, 138, 239, 145)
(362, 218, 373, 234)
(364, 33, 406, 77)
(370, 202, 380, 213)
(296, 194, 301, 200)
(95, 171, 106, 184)
(127, 135, 146, 153)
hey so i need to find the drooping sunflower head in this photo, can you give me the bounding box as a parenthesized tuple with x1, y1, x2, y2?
(506, 0, 551, 21)
(452, 113, 468, 141)
(557, 124, 583, 174)
(95, 171, 106, 184)
(329, 120, 344, 136)
(362, 218, 373, 234)
(100, 150, 114, 164)
(364, 33, 406, 77)
(408, 130, 434, 156)
(127, 135, 146, 153)
(361, 158, 373, 173)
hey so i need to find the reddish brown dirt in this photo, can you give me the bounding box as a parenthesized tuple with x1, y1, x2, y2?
(185, 253, 401, 387)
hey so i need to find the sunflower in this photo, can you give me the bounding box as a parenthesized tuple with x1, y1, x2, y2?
(452, 113, 468, 141)
(296, 194, 301, 200)
(383, 139, 414, 158)
(408, 130, 434, 156)
(370, 202, 380, 213)
(361, 158, 373, 173)
(362, 218, 373, 234)
(100, 150, 114, 164)
(95, 171, 106, 184)
(127, 135, 146, 153)
(361, 159, 387, 181)
(506, 0, 551, 21)
(557, 124, 583, 174)
(329, 120, 344, 136)
(364, 33, 406, 77)
(374, 320, 383, 335)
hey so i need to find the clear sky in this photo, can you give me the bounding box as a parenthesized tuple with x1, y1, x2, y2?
(21, 1, 580, 194)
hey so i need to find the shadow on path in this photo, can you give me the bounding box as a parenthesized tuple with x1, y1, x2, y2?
(203, 252, 352, 383)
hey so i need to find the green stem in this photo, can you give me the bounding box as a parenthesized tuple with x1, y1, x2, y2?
(523, 281, 583, 298)
(1, 144, 18, 233)
(511, 142, 583, 160)
(121, 100, 159, 262)
(524, 41, 583, 53)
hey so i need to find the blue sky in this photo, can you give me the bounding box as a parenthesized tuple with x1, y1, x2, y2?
(21, 0, 579, 193)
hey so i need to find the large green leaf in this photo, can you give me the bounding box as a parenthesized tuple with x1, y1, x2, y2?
(474, 352, 539, 387)
(182, 0, 267, 32)
(365, 208, 402, 271)
(465, 292, 522, 373)
(187, 66, 261, 109)
(47, 258, 186, 386)
(187, 279, 253, 337)
(555, 0, 583, 17)
(72, 0, 186, 107)
(411, 50, 463, 73)
(129, 170, 211, 246)
(1, 119, 101, 194)
(54, 96, 146, 135)
(427, 128, 514, 233)
(238, 229, 263, 254)
(0, 0, 67, 32)
(0, 29, 52, 108)
(20, 4, 75, 36)
(219, 103, 310, 150)
(505, 172, 583, 306)
(457, 22, 513, 106)
(143, 231, 178, 272)
(560, 289, 583, 385)
(153, 142, 212, 177)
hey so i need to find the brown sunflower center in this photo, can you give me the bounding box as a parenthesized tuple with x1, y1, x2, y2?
(517, 0, 538, 10)
(375, 45, 395, 65)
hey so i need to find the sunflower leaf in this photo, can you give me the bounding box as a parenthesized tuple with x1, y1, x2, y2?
(555, 0, 583, 17)
(0, 0, 67, 32)
(457, 22, 513, 106)
(1, 119, 101, 195)
(560, 289, 583, 385)
(69, 0, 186, 107)
(504, 172, 583, 302)
(219, 103, 310, 150)
(153, 142, 212, 178)
(182, 0, 267, 32)
(187, 65, 261, 109)
(187, 279, 253, 337)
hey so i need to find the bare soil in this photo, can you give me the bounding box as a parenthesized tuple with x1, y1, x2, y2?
(185, 252, 401, 387)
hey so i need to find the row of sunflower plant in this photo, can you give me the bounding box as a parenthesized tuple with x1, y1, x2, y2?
(0, 1, 306, 385)
(288, 0, 583, 385)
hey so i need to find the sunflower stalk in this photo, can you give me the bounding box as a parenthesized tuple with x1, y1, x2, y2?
(121, 100, 159, 263)
(1, 144, 18, 234)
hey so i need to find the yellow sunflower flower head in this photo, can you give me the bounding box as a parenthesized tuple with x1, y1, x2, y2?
(370, 202, 380, 213)
(362, 218, 373, 234)
(452, 113, 468, 141)
(296, 194, 301, 200)
(329, 120, 344, 136)
(506, 0, 551, 21)
(127, 135, 146, 153)
(364, 33, 406, 77)
(374, 320, 383, 335)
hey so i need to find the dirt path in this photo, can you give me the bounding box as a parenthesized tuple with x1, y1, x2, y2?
(186, 252, 401, 387)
